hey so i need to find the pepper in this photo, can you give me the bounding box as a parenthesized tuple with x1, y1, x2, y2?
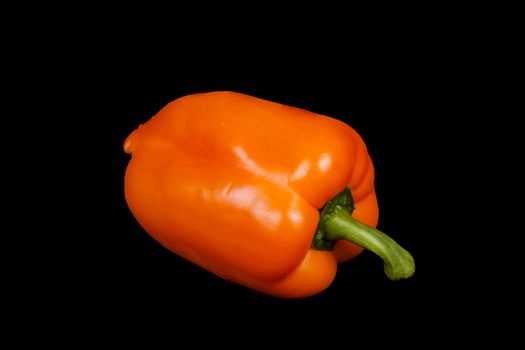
(124, 91, 415, 298)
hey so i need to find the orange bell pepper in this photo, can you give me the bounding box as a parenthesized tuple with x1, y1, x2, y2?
(124, 91, 414, 298)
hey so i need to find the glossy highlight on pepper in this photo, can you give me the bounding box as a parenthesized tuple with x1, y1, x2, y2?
(124, 91, 415, 298)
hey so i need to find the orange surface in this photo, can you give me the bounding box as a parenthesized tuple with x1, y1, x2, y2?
(124, 91, 378, 298)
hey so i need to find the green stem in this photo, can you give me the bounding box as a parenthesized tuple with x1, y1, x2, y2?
(325, 206, 415, 280)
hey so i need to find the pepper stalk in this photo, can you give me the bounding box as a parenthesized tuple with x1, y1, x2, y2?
(313, 188, 415, 280)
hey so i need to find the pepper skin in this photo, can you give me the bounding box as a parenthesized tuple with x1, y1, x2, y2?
(124, 91, 414, 298)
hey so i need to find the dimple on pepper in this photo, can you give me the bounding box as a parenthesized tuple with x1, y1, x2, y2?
(123, 91, 415, 298)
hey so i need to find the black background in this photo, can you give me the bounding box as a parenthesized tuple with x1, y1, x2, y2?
(8, 7, 515, 343)
(24, 28, 478, 339)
